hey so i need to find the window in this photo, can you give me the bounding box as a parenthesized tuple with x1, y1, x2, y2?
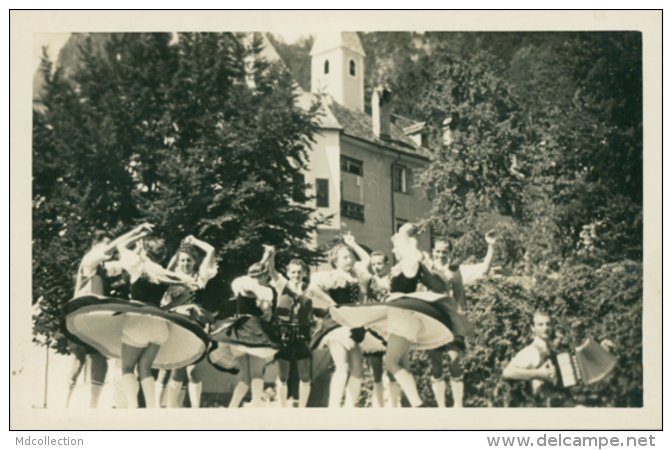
(342, 200, 364, 221)
(349, 59, 356, 76)
(340, 155, 363, 176)
(291, 172, 305, 202)
(393, 165, 407, 193)
(395, 218, 408, 233)
(316, 178, 329, 208)
(324, 59, 329, 74)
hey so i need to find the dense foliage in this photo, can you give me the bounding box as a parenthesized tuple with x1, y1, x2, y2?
(33, 33, 324, 350)
(353, 261, 643, 408)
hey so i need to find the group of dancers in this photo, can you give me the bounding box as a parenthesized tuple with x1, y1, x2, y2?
(62, 221, 499, 408)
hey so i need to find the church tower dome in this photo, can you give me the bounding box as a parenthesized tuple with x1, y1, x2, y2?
(310, 32, 366, 112)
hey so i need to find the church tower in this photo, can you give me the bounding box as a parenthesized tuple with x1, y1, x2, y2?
(310, 32, 366, 112)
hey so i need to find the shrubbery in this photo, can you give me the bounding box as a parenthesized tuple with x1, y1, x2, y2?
(408, 260, 643, 407)
(355, 260, 643, 408)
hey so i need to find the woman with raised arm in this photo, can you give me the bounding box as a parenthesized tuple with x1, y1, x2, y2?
(329, 224, 474, 407)
(63, 226, 208, 409)
(66, 225, 149, 408)
(267, 250, 313, 408)
(306, 233, 375, 408)
(160, 235, 218, 408)
(208, 246, 281, 408)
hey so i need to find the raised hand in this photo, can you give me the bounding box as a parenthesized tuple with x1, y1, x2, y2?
(342, 232, 356, 247)
(138, 223, 154, 233)
(398, 223, 418, 238)
(262, 245, 276, 257)
(485, 230, 497, 245)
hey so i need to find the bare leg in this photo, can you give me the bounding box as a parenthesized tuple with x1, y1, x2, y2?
(385, 335, 422, 407)
(369, 355, 385, 408)
(229, 355, 250, 408)
(248, 355, 266, 407)
(429, 349, 446, 407)
(186, 362, 203, 408)
(156, 369, 171, 408)
(345, 345, 363, 407)
(167, 367, 187, 408)
(66, 351, 86, 408)
(447, 349, 464, 408)
(297, 358, 311, 408)
(121, 344, 145, 408)
(387, 371, 401, 408)
(89, 353, 108, 408)
(277, 359, 291, 408)
(137, 343, 161, 408)
(327, 340, 350, 408)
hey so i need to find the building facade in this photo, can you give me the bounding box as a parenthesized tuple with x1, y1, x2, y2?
(301, 32, 434, 261)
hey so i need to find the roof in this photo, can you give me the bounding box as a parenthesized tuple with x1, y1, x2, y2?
(390, 114, 419, 130)
(296, 91, 342, 130)
(326, 97, 431, 159)
(258, 33, 284, 64)
(310, 32, 366, 57)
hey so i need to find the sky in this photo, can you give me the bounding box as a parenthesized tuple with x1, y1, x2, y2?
(33, 31, 311, 72)
(33, 33, 71, 71)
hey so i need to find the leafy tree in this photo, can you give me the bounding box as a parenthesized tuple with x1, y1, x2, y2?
(265, 33, 314, 92)
(32, 32, 324, 350)
(409, 49, 529, 236)
(510, 32, 643, 262)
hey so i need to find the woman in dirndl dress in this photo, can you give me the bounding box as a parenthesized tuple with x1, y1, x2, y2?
(117, 235, 200, 408)
(305, 233, 376, 408)
(329, 224, 474, 407)
(62, 226, 209, 409)
(208, 246, 280, 408)
(267, 251, 313, 408)
(159, 235, 218, 408)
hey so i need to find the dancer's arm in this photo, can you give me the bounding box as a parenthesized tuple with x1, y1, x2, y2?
(106, 223, 154, 254)
(185, 235, 218, 284)
(460, 230, 497, 285)
(305, 272, 337, 309)
(343, 232, 370, 268)
(166, 253, 179, 272)
(262, 245, 279, 283)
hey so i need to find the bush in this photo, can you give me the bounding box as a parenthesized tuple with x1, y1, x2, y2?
(409, 260, 642, 407)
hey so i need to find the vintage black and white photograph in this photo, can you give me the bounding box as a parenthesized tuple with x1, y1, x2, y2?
(10, 10, 662, 431)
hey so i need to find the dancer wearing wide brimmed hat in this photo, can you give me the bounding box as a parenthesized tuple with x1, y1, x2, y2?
(208, 246, 281, 408)
(329, 224, 474, 407)
(159, 235, 218, 409)
(63, 226, 206, 408)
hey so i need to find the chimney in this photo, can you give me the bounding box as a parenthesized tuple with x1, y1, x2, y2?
(372, 86, 392, 141)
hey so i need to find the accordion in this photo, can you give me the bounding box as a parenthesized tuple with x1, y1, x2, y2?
(554, 337, 617, 388)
